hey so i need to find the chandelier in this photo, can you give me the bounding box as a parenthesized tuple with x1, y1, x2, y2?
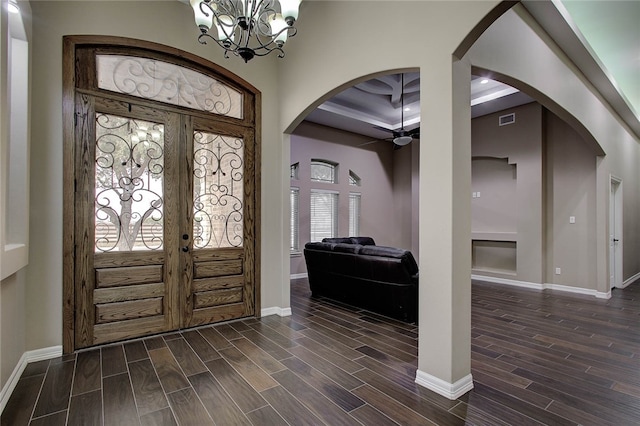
(189, 0, 301, 62)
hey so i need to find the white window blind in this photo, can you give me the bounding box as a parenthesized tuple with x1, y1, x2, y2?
(310, 191, 338, 242)
(349, 193, 361, 237)
(290, 187, 299, 252)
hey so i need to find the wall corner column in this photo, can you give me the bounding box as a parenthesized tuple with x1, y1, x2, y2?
(415, 58, 473, 399)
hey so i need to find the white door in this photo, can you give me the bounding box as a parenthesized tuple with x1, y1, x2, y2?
(609, 178, 622, 289)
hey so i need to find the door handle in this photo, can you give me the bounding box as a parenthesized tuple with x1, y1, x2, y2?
(613, 239, 619, 242)
(182, 246, 189, 252)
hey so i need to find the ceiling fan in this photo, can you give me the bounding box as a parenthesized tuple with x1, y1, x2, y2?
(372, 73, 420, 148)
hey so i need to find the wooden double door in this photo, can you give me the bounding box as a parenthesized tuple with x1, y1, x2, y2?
(71, 93, 256, 349)
(72, 94, 256, 349)
(64, 38, 260, 352)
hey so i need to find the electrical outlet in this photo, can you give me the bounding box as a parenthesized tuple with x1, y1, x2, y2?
(555, 267, 561, 275)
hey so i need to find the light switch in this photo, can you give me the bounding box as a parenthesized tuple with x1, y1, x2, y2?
(476, 192, 481, 198)
(569, 216, 576, 224)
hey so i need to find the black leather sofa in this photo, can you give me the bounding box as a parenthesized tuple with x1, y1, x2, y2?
(303, 237, 418, 322)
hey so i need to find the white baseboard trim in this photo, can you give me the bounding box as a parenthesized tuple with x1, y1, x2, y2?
(415, 370, 474, 400)
(622, 272, 640, 289)
(260, 307, 292, 317)
(290, 273, 308, 280)
(543, 283, 611, 299)
(472, 274, 543, 290)
(472, 274, 610, 299)
(1, 345, 62, 415)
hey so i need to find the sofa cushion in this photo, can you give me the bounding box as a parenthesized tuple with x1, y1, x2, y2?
(332, 243, 361, 254)
(304, 241, 335, 251)
(349, 236, 376, 246)
(359, 245, 419, 275)
(322, 237, 352, 244)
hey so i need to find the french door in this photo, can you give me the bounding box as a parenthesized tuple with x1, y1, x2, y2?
(73, 96, 255, 349)
(64, 37, 260, 351)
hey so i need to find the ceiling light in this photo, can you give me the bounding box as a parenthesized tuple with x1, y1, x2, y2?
(404, 107, 410, 111)
(480, 79, 489, 84)
(8, 1, 19, 14)
(189, 0, 301, 63)
(393, 135, 413, 146)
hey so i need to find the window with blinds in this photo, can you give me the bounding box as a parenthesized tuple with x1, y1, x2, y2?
(290, 187, 299, 252)
(310, 190, 338, 242)
(349, 192, 361, 237)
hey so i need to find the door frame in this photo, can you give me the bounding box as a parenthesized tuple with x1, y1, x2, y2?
(609, 175, 622, 290)
(62, 36, 262, 353)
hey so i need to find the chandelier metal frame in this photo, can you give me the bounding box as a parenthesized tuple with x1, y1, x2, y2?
(190, 0, 300, 62)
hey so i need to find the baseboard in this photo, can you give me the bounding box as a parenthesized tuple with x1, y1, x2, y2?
(290, 273, 308, 280)
(472, 274, 544, 290)
(415, 370, 474, 400)
(260, 306, 292, 317)
(472, 274, 610, 299)
(622, 271, 640, 289)
(0, 345, 62, 415)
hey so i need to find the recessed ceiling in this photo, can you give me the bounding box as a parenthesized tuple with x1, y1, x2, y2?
(305, 73, 533, 141)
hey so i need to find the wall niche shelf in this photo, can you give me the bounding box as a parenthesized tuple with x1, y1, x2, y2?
(471, 233, 517, 275)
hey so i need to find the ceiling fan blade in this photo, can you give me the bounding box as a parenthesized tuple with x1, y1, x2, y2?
(357, 139, 383, 147)
(409, 128, 420, 138)
(372, 125, 396, 134)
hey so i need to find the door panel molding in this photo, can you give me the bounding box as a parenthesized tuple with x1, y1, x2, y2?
(63, 36, 261, 353)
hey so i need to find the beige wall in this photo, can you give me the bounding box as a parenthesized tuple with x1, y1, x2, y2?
(545, 110, 598, 289)
(472, 102, 544, 283)
(1, 272, 27, 386)
(470, 102, 600, 289)
(472, 157, 517, 234)
(1, 0, 32, 389)
(393, 141, 418, 255)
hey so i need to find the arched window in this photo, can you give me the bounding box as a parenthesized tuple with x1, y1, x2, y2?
(310, 159, 338, 183)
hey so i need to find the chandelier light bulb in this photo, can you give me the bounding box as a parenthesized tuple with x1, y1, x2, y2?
(269, 13, 289, 47)
(279, 0, 301, 24)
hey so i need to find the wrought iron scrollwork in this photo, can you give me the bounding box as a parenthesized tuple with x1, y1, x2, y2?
(97, 55, 243, 118)
(94, 113, 165, 252)
(192, 131, 244, 249)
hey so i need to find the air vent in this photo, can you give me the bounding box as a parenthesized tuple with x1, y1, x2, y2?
(499, 113, 515, 126)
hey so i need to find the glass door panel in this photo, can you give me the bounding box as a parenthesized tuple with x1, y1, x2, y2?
(94, 113, 165, 252)
(192, 131, 244, 249)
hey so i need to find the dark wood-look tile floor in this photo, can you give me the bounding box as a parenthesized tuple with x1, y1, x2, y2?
(3, 278, 639, 425)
